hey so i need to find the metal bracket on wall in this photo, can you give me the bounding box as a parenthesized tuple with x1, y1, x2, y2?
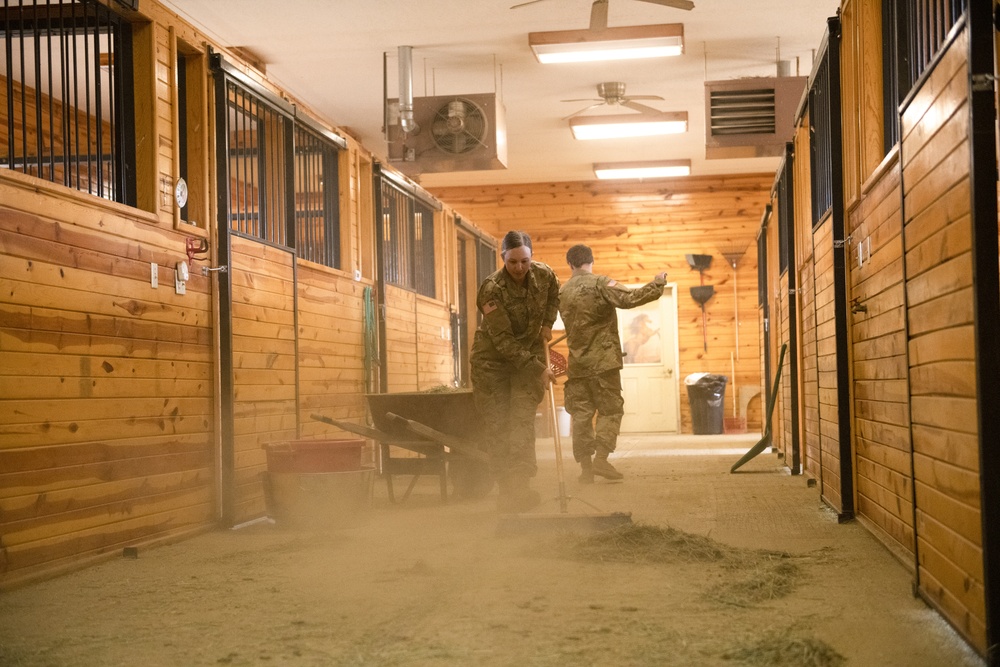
(833, 235, 852, 249)
(201, 265, 229, 276)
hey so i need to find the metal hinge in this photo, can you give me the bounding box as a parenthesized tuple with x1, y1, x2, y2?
(972, 73, 996, 92)
(833, 235, 852, 249)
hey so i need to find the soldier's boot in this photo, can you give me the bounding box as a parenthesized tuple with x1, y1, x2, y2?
(497, 476, 540, 513)
(509, 475, 541, 513)
(578, 456, 594, 484)
(593, 451, 624, 480)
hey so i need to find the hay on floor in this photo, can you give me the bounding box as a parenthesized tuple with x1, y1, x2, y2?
(723, 632, 845, 667)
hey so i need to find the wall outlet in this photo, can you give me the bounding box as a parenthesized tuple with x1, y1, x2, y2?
(150, 263, 158, 288)
(354, 269, 361, 281)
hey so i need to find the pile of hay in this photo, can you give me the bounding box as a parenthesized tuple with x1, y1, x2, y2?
(723, 632, 845, 667)
(565, 522, 785, 566)
(562, 523, 801, 606)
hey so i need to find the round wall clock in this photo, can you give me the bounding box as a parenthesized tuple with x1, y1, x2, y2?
(174, 177, 188, 208)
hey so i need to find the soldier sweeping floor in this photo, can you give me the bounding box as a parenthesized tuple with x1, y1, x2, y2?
(470, 231, 560, 513)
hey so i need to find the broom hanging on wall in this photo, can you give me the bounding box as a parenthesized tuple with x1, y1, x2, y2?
(717, 240, 750, 360)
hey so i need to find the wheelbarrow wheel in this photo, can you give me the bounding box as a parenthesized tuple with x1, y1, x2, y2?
(449, 459, 494, 500)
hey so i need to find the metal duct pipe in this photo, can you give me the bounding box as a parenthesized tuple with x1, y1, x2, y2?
(398, 45, 419, 134)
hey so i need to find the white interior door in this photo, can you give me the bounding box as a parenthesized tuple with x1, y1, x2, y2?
(618, 285, 679, 433)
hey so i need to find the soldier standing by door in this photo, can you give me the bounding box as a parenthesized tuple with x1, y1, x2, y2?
(559, 244, 667, 483)
(471, 231, 560, 513)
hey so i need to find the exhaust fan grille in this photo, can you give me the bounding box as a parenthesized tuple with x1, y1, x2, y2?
(709, 88, 776, 136)
(704, 77, 807, 159)
(431, 99, 487, 154)
(386, 92, 508, 175)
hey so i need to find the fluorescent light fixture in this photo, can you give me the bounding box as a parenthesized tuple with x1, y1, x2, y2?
(593, 160, 691, 180)
(570, 111, 688, 140)
(529, 24, 684, 64)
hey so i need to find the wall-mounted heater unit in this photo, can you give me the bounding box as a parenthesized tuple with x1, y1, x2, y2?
(386, 93, 508, 176)
(704, 76, 807, 159)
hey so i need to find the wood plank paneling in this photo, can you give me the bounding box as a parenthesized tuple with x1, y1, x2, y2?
(0, 183, 215, 586)
(296, 263, 368, 439)
(900, 26, 985, 652)
(229, 235, 296, 523)
(846, 153, 914, 561)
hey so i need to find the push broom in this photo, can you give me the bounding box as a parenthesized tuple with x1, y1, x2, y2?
(496, 338, 633, 535)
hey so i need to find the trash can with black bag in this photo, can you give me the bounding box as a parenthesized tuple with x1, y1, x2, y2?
(684, 373, 729, 435)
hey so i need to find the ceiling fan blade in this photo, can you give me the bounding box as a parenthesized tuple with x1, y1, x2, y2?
(622, 100, 665, 115)
(625, 95, 666, 101)
(636, 0, 695, 10)
(560, 98, 604, 103)
(562, 103, 605, 120)
(510, 0, 551, 8)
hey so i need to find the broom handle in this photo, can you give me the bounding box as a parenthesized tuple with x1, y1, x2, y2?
(733, 264, 739, 360)
(545, 342, 569, 513)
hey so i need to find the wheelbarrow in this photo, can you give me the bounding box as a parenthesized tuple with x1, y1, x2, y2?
(311, 389, 493, 504)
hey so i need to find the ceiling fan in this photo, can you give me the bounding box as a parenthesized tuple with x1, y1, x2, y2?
(561, 81, 665, 119)
(512, 0, 694, 30)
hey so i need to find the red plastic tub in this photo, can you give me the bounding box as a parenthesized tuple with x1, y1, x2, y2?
(264, 439, 365, 473)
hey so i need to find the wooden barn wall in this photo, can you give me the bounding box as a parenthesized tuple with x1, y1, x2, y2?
(415, 296, 455, 389)
(797, 256, 819, 474)
(0, 173, 217, 587)
(777, 270, 791, 459)
(430, 175, 769, 433)
(846, 155, 914, 562)
(295, 264, 368, 439)
(838, 0, 915, 563)
(812, 216, 844, 512)
(761, 196, 784, 453)
(793, 117, 821, 478)
(228, 236, 297, 522)
(383, 286, 454, 393)
(899, 27, 985, 650)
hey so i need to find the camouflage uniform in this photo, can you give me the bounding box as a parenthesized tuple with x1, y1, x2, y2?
(471, 261, 560, 482)
(559, 274, 664, 463)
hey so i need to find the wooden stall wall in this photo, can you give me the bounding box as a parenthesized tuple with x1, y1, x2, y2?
(296, 265, 369, 439)
(793, 116, 821, 478)
(415, 296, 455, 388)
(811, 216, 845, 513)
(382, 287, 455, 392)
(228, 236, 297, 522)
(899, 27, 985, 651)
(431, 175, 768, 434)
(0, 1, 224, 587)
(0, 175, 217, 588)
(838, 0, 915, 564)
(845, 155, 913, 562)
(776, 270, 791, 459)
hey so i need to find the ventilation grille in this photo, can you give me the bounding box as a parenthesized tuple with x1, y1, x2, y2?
(709, 88, 776, 136)
(704, 77, 807, 160)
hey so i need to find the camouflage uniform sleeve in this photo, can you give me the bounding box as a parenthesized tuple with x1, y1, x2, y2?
(477, 280, 547, 373)
(598, 276, 665, 310)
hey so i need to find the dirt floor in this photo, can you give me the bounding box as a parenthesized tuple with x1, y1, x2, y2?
(0, 434, 987, 667)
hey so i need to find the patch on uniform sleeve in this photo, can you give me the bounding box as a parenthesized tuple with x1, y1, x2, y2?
(482, 300, 498, 315)
(607, 279, 618, 287)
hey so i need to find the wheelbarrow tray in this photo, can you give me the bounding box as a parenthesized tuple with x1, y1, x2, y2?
(312, 390, 492, 503)
(364, 390, 481, 441)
